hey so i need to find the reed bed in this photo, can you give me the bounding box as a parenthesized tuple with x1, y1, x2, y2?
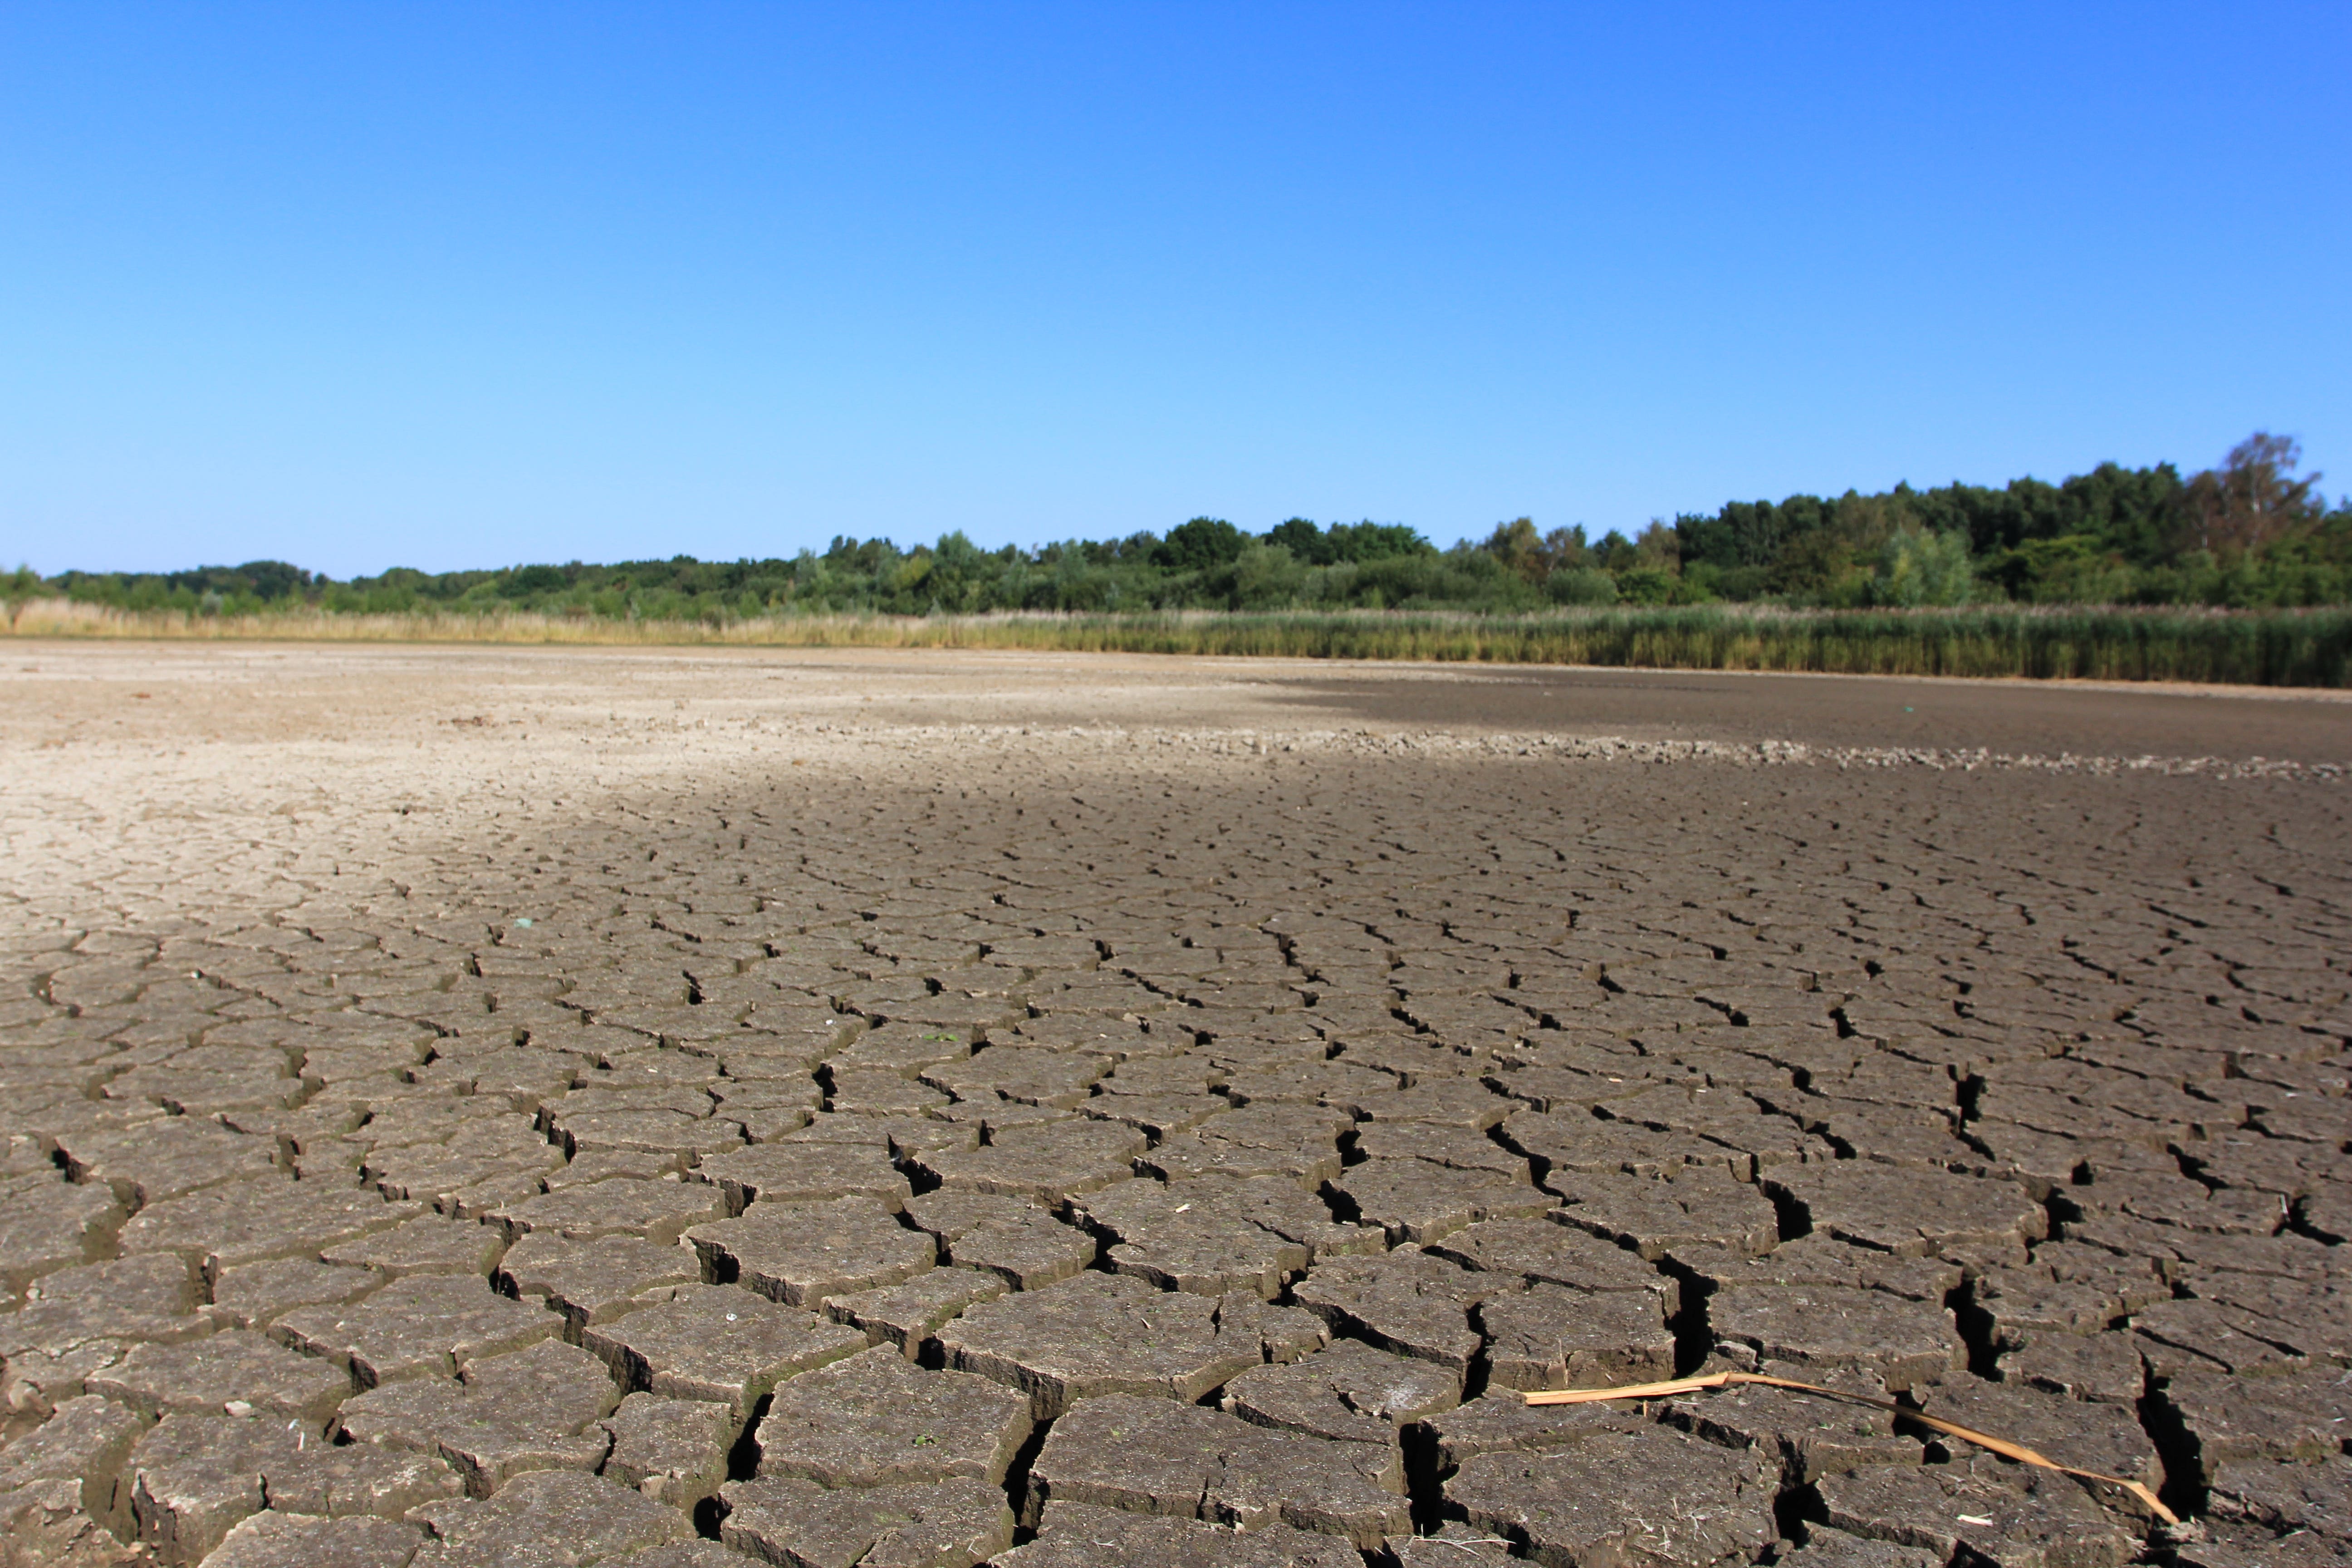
(9, 598, 2350, 687)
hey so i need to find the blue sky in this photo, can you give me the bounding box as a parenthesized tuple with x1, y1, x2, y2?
(3, 3, 2346, 577)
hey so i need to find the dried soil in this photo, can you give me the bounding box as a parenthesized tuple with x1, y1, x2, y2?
(2, 642, 2347, 1566)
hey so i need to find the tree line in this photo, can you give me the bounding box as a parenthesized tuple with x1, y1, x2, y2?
(14, 434, 2346, 622)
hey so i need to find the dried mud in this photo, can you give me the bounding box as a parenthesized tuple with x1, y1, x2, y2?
(1, 642, 2347, 1567)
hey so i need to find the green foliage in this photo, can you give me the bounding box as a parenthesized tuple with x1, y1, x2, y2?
(867, 605, 2352, 687)
(1871, 527, 1975, 607)
(16, 435, 2346, 625)
(1153, 517, 1246, 573)
(1268, 517, 1434, 566)
(1546, 567, 1618, 607)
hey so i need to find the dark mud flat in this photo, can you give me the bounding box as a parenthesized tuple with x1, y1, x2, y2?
(0, 644, 2346, 1566)
(1270, 666, 2352, 760)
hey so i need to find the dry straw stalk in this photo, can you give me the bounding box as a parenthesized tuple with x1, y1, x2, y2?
(1522, 1370, 2179, 1525)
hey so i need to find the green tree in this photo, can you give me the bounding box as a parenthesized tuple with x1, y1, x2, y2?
(3, 565, 41, 628)
(1154, 517, 1246, 572)
(1632, 520, 1681, 574)
(1263, 518, 1329, 563)
(1481, 517, 1548, 581)
(1872, 527, 1975, 606)
(2185, 433, 2323, 554)
(1481, 518, 1590, 581)
(1767, 530, 1847, 598)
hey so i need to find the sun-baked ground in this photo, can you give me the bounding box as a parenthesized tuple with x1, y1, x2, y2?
(1, 642, 2346, 1567)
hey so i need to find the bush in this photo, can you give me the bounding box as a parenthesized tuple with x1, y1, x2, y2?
(1153, 518, 1246, 573)
(1872, 528, 1974, 607)
(1546, 567, 1617, 607)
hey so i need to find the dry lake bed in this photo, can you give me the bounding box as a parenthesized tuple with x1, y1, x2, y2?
(1, 642, 2348, 1567)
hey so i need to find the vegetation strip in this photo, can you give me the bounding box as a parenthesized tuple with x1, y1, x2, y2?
(10, 434, 2348, 623)
(10, 599, 2352, 687)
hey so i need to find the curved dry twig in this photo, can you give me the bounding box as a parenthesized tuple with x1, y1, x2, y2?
(1521, 1371, 2179, 1526)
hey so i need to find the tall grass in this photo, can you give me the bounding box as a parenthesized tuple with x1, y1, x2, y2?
(9, 598, 2351, 687)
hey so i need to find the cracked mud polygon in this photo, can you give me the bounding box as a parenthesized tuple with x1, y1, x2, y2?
(2, 644, 2347, 1567)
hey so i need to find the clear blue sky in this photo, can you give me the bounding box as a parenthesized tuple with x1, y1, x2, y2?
(4, 4, 2346, 578)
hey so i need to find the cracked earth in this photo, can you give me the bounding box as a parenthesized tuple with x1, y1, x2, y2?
(1, 642, 2348, 1567)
